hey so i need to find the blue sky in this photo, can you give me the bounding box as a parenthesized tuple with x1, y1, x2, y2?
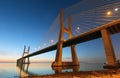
(0, 0, 81, 62)
(0, 0, 120, 63)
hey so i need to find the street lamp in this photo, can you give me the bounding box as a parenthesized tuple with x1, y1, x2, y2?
(76, 27, 80, 30)
(114, 8, 119, 11)
(50, 39, 54, 43)
(106, 11, 112, 16)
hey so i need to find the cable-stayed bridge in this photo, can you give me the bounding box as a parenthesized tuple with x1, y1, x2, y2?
(17, 0, 120, 69)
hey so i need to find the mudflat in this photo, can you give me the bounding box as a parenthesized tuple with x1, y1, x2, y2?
(23, 69, 120, 78)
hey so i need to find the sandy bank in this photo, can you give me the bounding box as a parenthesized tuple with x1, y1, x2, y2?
(22, 69, 120, 78)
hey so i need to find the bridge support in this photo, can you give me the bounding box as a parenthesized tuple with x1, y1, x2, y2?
(101, 29, 117, 68)
(52, 66, 79, 74)
(17, 46, 30, 69)
(52, 9, 79, 67)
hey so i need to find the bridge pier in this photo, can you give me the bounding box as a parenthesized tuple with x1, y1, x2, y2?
(52, 66, 79, 74)
(17, 46, 30, 70)
(101, 29, 118, 68)
(52, 9, 79, 67)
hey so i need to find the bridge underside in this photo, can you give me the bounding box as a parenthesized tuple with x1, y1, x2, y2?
(18, 19, 120, 68)
(64, 22, 120, 47)
(20, 20, 120, 59)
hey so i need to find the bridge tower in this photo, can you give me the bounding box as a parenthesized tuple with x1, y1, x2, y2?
(22, 45, 30, 65)
(17, 46, 30, 69)
(52, 9, 79, 66)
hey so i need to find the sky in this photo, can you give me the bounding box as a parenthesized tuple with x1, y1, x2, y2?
(0, 0, 120, 63)
(0, 0, 81, 62)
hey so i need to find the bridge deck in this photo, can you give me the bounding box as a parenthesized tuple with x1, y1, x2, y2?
(21, 19, 120, 59)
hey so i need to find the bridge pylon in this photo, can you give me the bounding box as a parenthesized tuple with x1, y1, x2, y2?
(17, 45, 30, 69)
(52, 9, 79, 67)
(22, 45, 30, 65)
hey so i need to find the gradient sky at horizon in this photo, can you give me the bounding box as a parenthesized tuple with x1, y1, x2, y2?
(0, 0, 120, 63)
(0, 0, 81, 62)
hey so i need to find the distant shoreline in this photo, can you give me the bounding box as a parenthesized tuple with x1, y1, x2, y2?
(0, 62, 52, 63)
(0, 62, 15, 63)
(0, 62, 104, 63)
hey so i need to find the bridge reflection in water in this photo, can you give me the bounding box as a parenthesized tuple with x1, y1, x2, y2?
(17, 63, 30, 77)
(17, 63, 80, 77)
(52, 66, 79, 74)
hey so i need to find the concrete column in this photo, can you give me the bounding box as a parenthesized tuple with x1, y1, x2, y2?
(68, 16, 79, 66)
(52, 10, 79, 67)
(71, 45, 79, 65)
(52, 42, 63, 66)
(52, 9, 64, 66)
(101, 29, 116, 66)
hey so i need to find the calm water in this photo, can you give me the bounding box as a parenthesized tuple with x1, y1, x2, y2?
(0, 62, 104, 78)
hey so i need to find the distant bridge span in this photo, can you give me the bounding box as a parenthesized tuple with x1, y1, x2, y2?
(21, 19, 120, 59)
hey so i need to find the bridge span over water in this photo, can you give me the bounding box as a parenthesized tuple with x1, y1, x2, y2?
(17, 1, 120, 69)
(17, 16, 120, 68)
(21, 19, 120, 59)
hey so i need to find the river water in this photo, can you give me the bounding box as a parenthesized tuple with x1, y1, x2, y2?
(0, 62, 104, 78)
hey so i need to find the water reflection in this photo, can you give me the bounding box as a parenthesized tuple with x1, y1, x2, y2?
(17, 63, 80, 77)
(0, 63, 19, 78)
(0, 63, 103, 77)
(17, 63, 32, 77)
(52, 66, 79, 74)
(17, 62, 104, 77)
